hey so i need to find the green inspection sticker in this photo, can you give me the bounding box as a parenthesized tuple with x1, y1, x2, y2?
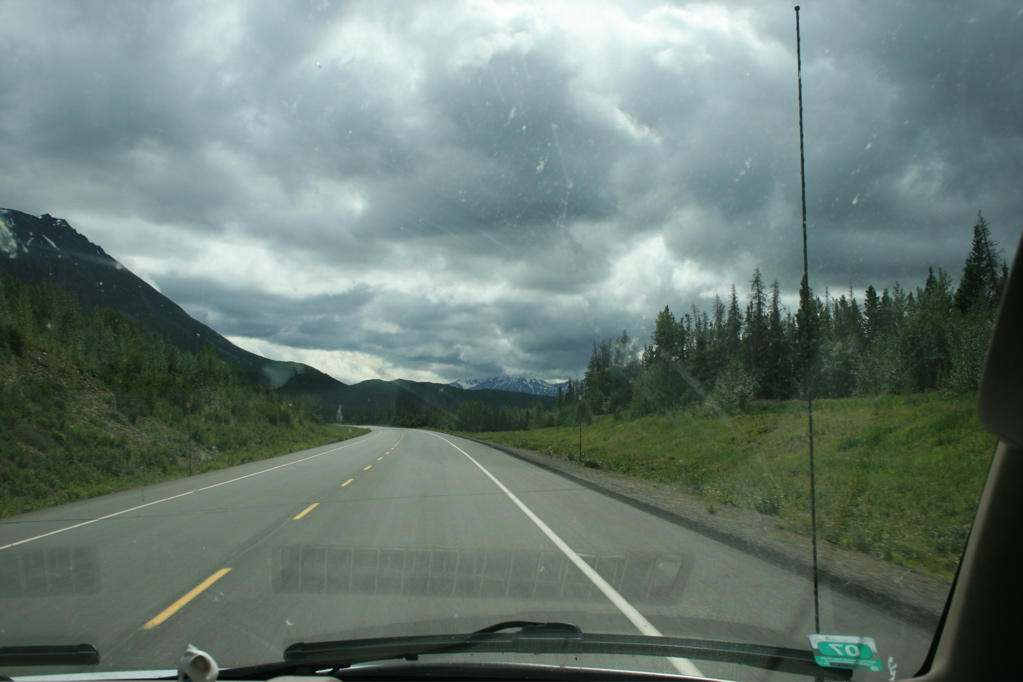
(808, 634, 883, 672)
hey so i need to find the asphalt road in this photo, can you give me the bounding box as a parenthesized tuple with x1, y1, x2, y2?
(0, 428, 935, 680)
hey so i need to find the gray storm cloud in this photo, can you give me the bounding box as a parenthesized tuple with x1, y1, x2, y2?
(1, 0, 1020, 383)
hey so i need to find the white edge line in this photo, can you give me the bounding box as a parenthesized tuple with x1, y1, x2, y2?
(0, 430, 382, 552)
(426, 431, 704, 679)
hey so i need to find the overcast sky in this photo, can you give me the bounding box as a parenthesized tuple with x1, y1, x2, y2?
(2, 1, 1021, 384)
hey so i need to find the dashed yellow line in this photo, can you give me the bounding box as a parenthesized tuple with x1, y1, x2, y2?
(377, 457, 383, 461)
(292, 503, 318, 520)
(363, 465, 372, 471)
(342, 478, 354, 487)
(142, 568, 231, 630)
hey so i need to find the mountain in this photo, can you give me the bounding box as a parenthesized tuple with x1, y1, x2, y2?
(0, 207, 335, 390)
(0, 207, 552, 422)
(450, 376, 567, 396)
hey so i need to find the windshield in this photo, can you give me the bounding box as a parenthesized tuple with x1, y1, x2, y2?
(1, 1, 1020, 680)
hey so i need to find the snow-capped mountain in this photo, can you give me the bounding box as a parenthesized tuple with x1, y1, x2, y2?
(449, 376, 567, 397)
(0, 207, 288, 380)
(1, 208, 557, 419)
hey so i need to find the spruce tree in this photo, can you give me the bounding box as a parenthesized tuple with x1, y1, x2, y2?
(954, 212, 1005, 313)
(745, 268, 769, 379)
(863, 284, 880, 341)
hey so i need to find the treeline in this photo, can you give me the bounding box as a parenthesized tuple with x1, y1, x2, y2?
(356, 386, 582, 432)
(383, 400, 568, 433)
(450, 396, 592, 432)
(0, 276, 346, 516)
(582, 213, 1008, 418)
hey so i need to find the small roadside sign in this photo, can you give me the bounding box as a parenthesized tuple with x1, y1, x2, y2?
(808, 634, 883, 673)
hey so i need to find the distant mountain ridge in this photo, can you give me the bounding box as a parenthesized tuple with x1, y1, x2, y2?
(0, 207, 330, 389)
(450, 376, 567, 396)
(0, 207, 553, 421)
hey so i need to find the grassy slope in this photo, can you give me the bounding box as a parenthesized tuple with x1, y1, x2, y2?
(0, 277, 378, 517)
(1, 349, 369, 518)
(473, 394, 995, 578)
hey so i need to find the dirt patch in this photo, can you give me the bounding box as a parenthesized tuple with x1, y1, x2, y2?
(22, 351, 194, 456)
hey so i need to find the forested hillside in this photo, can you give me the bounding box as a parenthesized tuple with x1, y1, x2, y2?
(0, 276, 363, 516)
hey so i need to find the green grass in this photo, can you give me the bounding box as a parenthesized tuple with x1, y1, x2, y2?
(1, 414, 370, 517)
(472, 394, 995, 578)
(0, 277, 375, 517)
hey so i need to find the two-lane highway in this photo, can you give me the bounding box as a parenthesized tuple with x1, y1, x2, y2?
(1, 428, 935, 679)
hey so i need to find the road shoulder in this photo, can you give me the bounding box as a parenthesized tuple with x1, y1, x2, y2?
(455, 433, 950, 630)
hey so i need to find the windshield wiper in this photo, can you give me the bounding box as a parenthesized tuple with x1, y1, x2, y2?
(271, 621, 850, 680)
(285, 621, 581, 666)
(0, 643, 99, 667)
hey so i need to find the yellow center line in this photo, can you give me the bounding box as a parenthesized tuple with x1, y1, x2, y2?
(142, 568, 231, 630)
(377, 457, 383, 461)
(363, 465, 372, 471)
(292, 503, 319, 520)
(342, 478, 354, 487)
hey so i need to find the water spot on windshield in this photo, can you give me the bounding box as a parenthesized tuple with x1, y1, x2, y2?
(0, 211, 18, 258)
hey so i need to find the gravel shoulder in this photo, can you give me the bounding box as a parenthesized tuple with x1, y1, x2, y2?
(461, 434, 951, 630)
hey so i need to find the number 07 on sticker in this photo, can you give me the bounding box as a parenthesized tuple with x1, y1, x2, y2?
(808, 634, 883, 672)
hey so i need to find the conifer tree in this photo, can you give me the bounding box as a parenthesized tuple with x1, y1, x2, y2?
(744, 268, 768, 378)
(863, 285, 880, 341)
(954, 212, 1005, 313)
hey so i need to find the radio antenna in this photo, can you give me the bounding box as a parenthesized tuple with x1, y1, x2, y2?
(794, 4, 821, 635)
